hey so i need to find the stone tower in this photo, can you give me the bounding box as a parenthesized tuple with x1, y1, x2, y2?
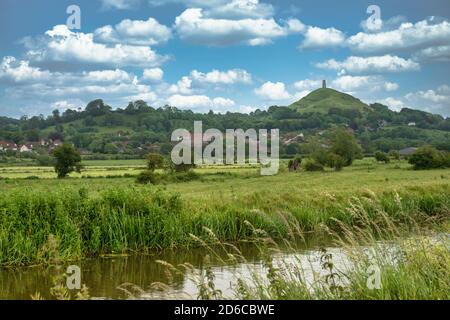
(322, 80, 327, 89)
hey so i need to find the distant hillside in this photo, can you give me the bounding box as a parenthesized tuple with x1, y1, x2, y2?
(0, 91, 449, 159)
(289, 88, 372, 114)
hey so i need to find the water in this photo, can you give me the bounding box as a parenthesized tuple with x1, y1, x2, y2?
(0, 235, 339, 300)
(1, 234, 446, 300)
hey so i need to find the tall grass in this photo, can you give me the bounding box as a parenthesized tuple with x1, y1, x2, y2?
(0, 184, 449, 266)
(148, 198, 450, 300)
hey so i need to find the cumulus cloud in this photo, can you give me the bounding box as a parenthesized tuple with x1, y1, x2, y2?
(24, 25, 166, 68)
(101, 0, 140, 10)
(347, 18, 450, 54)
(255, 81, 291, 101)
(150, 0, 274, 19)
(190, 69, 252, 85)
(174, 8, 302, 46)
(142, 68, 164, 82)
(331, 75, 398, 93)
(413, 45, 450, 62)
(380, 85, 450, 116)
(0, 56, 51, 83)
(94, 17, 172, 46)
(316, 55, 420, 74)
(300, 26, 346, 49)
(167, 94, 235, 110)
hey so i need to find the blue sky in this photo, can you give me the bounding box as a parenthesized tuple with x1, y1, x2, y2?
(0, 0, 449, 118)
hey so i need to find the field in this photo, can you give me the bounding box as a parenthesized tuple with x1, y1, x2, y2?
(0, 158, 449, 300)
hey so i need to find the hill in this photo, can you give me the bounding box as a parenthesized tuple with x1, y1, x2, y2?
(0, 91, 449, 160)
(289, 88, 372, 114)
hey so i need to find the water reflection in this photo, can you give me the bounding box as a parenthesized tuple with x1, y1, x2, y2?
(1, 235, 332, 300)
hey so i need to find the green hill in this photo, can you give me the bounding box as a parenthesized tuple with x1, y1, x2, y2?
(289, 88, 372, 114)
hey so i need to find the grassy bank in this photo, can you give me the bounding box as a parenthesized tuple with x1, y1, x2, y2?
(0, 181, 449, 266)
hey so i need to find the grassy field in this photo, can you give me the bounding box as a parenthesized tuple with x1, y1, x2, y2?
(0, 157, 449, 267)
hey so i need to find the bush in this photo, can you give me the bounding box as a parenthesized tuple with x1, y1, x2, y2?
(375, 151, 390, 163)
(408, 146, 448, 170)
(146, 153, 165, 171)
(389, 150, 400, 160)
(328, 153, 345, 171)
(36, 155, 55, 166)
(169, 171, 200, 182)
(303, 159, 324, 172)
(135, 170, 161, 184)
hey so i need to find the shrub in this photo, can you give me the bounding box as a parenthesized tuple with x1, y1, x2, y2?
(328, 153, 345, 171)
(36, 155, 55, 166)
(52, 144, 82, 178)
(375, 151, 390, 163)
(169, 171, 200, 182)
(135, 170, 160, 184)
(389, 150, 400, 160)
(303, 159, 324, 172)
(409, 146, 446, 170)
(146, 153, 165, 172)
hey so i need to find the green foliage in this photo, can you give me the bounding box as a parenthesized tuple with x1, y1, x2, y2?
(303, 158, 324, 172)
(409, 146, 449, 170)
(135, 170, 160, 185)
(375, 151, 390, 163)
(36, 154, 55, 166)
(52, 143, 82, 178)
(328, 153, 345, 171)
(146, 153, 165, 172)
(330, 128, 362, 166)
(389, 150, 400, 160)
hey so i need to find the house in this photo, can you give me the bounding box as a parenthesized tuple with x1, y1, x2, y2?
(399, 147, 418, 157)
(0, 140, 17, 151)
(52, 139, 63, 147)
(20, 143, 35, 153)
(408, 122, 416, 127)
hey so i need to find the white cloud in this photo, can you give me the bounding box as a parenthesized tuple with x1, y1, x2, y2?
(381, 85, 450, 116)
(167, 94, 235, 110)
(101, 0, 140, 10)
(255, 81, 291, 101)
(413, 45, 450, 62)
(83, 69, 133, 82)
(300, 26, 346, 49)
(331, 75, 399, 93)
(142, 68, 164, 82)
(293, 79, 322, 91)
(316, 55, 420, 74)
(94, 17, 172, 46)
(190, 69, 252, 84)
(25, 25, 166, 68)
(0, 56, 50, 83)
(150, 0, 274, 19)
(378, 97, 410, 112)
(174, 8, 302, 46)
(348, 18, 450, 53)
(169, 76, 193, 94)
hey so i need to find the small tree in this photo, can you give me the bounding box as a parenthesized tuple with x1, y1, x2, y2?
(328, 153, 345, 171)
(409, 146, 444, 170)
(375, 151, 390, 163)
(330, 128, 362, 166)
(53, 143, 82, 178)
(146, 153, 165, 172)
(389, 150, 400, 161)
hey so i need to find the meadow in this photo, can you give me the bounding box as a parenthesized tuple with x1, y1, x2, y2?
(0, 158, 449, 268)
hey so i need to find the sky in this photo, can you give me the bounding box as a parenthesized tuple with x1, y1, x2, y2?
(0, 0, 449, 118)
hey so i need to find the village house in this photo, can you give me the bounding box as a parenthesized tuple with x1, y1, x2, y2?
(0, 140, 18, 151)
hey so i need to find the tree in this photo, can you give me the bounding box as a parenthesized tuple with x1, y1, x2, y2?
(146, 153, 165, 171)
(330, 128, 362, 166)
(389, 150, 400, 160)
(408, 146, 445, 170)
(53, 143, 82, 178)
(375, 151, 390, 163)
